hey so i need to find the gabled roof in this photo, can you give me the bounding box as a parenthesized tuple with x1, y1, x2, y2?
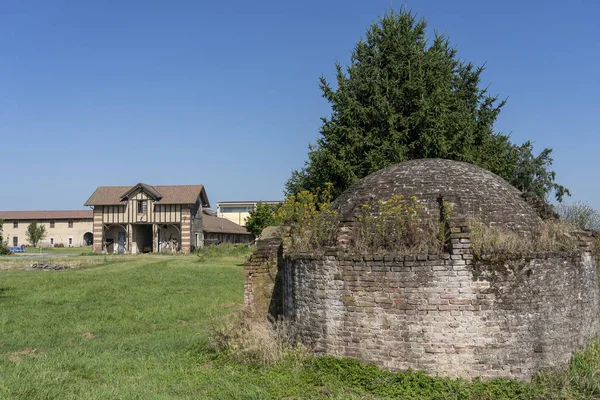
(84, 184, 210, 207)
(0, 210, 93, 220)
(120, 183, 163, 201)
(202, 213, 252, 235)
(203, 209, 218, 217)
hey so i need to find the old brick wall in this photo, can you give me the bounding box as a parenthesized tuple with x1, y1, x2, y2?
(244, 232, 284, 317)
(245, 184, 600, 379)
(281, 226, 600, 380)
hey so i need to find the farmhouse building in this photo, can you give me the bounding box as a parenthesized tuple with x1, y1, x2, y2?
(0, 210, 93, 248)
(201, 209, 253, 245)
(217, 200, 282, 226)
(85, 183, 209, 254)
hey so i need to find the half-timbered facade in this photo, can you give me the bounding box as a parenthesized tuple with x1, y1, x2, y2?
(84, 183, 209, 254)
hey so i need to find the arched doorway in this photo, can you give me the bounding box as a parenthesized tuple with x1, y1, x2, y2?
(83, 232, 93, 246)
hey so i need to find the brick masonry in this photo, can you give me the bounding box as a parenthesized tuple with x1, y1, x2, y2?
(331, 158, 542, 235)
(245, 224, 600, 380)
(244, 229, 285, 317)
(244, 159, 600, 379)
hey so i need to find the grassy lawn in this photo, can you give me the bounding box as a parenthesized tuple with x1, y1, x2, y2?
(0, 254, 244, 399)
(1, 251, 599, 399)
(23, 246, 93, 254)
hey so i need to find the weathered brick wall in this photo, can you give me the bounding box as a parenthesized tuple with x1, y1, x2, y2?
(244, 233, 284, 317)
(283, 238, 599, 380)
(245, 221, 600, 379)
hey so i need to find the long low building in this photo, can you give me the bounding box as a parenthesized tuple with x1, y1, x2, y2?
(202, 209, 253, 245)
(0, 210, 93, 248)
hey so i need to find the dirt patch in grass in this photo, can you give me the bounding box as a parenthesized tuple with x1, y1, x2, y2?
(10, 347, 41, 362)
(82, 332, 96, 339)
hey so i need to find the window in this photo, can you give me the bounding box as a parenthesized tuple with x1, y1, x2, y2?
(13, 237, 18, 246)
(137, 200, 147, 214)
(50, 237, 54, 246)
(50, 221, 55, 228)
(68, 220, 73, 228)
(68, 237, 73, 246)
(13, 221, 18, 228)
(223, 206, 251, 213)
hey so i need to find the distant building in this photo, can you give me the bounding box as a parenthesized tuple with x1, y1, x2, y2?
(201, 209, 253, 245)
(0, 210, 93, 248)
(216, 201, 282, 226)
(85, 183, 209, 254)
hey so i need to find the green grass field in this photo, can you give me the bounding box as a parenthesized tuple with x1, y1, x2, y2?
(1, 251, 599, 399)
(22, 246, 94, 255)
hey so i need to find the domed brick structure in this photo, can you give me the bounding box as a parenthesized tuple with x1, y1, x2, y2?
(245, 159, 600, 380)
(332, 158, 541, 235)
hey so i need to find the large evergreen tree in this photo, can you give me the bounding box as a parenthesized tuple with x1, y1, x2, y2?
(286, 9, 568, 201)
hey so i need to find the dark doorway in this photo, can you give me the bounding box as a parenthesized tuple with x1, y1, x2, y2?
(83, 232, 93, 246)
(134, 224, 153, 253)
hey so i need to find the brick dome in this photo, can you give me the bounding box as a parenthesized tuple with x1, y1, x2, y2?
(331, 158, 541, 233)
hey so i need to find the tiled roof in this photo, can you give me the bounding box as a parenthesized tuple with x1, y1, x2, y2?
(84, 184, 209, 207)
(0, 210, 93, 220)
(202, 213, 252, 235)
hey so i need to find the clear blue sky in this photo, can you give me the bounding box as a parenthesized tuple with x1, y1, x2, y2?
(1, 0, 598, 211)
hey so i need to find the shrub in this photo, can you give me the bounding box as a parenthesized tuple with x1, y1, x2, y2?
(557, 201, 600, 231)
(275, 183, 339, 252)
(54, 243, 65, 248)
(245, 202, 279, 237)
(353, 195, 441, 254)
(208, 313, 306, 366)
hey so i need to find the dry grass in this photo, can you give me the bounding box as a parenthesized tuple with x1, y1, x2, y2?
(353, 218, 442, 255)
(209, 313, 307, 366)
(352, 196, 443, 255)
(470, 219, 581, 256)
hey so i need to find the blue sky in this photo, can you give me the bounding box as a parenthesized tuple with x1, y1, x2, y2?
(1, 0, 598, 211)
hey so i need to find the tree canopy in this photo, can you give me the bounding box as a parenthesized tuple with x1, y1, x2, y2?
(25, 221, 47, 248)
(245, 203, 278, 237)
(286, 9, 569, 202)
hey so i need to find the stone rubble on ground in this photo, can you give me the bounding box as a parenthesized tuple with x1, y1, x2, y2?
(26, 263, 68, 271)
